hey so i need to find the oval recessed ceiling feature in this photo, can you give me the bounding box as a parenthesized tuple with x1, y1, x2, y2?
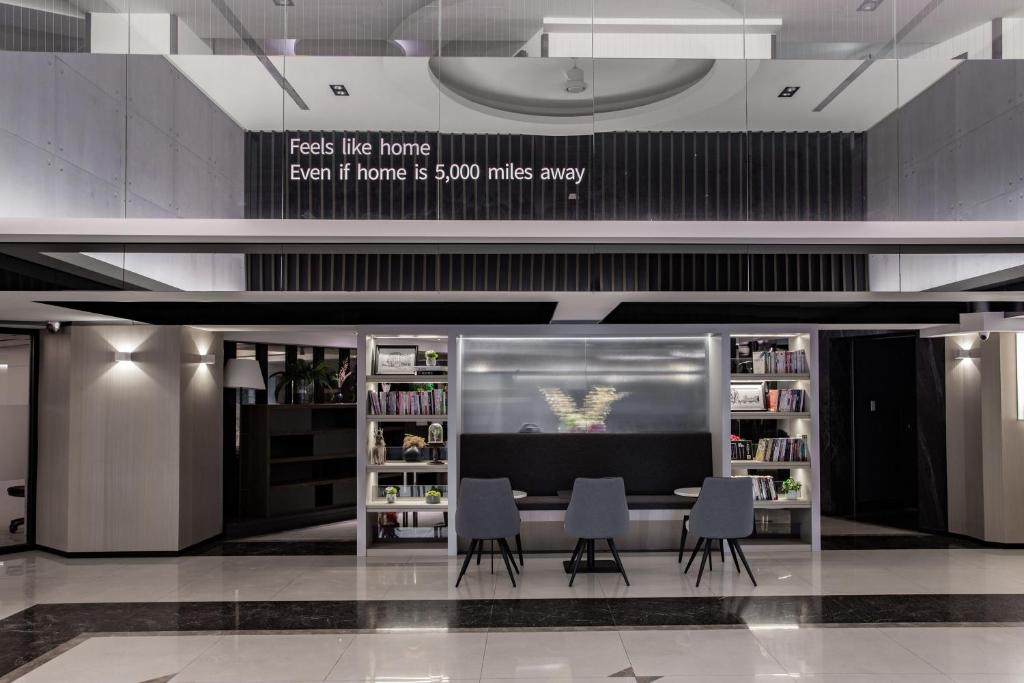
(430, 57, 715, 117)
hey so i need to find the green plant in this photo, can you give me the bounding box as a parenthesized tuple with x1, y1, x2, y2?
(424, 350, 439, 360)
(426, 488, 442, 498)
(780, 478, 802, 494)
(269, 359, 335, 402)
(385, 486, 398, 496)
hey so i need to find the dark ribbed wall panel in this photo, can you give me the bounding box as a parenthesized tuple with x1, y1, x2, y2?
(245, 131, 865, 221)
(245, 252, 868, 292)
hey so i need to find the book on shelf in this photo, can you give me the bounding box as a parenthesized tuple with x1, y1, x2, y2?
(768, 388, 806, 413)
(752, 349, 808, 375)
(734, 474, 778, 501)
(735, 437, 808, 462)
(367, 388, 448, 416)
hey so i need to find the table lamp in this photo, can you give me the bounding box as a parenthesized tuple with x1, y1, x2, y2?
(225, 358, 265, 403)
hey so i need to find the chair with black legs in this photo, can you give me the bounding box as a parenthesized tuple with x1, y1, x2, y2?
(682, 477, 757, 588)
(564, 477, 630, 586)
(454, 478, 521, 588)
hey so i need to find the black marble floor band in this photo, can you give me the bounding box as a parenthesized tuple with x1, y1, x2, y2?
(4, 594, 1024, 676)
(192, 541, 356, 556)
(821, 534, 983, 551)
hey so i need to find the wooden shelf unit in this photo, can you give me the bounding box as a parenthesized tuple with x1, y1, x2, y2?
(241, 404, 357, 519)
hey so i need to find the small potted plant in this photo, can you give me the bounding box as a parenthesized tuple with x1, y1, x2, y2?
(781, 478, 802, 501)
(384, 486, 398, 504)
(425, 488, 443, 504)
(424, 350, 439, 367)
(402, 434, 426, 462)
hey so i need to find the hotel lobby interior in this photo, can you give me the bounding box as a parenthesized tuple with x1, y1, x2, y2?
(5, 0, 1024, 681)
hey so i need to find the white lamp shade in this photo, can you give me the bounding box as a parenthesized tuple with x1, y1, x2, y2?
(224, 358, 266, 390)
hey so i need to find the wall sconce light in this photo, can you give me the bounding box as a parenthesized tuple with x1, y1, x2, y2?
(954, 348, 981, 361)
(114, 351, 134, 362)
(0, 364, 8, 370)
(199, 353, 216, 365)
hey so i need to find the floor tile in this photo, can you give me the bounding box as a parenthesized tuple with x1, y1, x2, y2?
(751, 626, 941, 674)
(17, 635, 220, 683)
(887, 627, 1024, 674)
(172, 634, 352, 682)
(619, 628, 788, 676)
(326, 632, 486, 681)
(481, 630, 630, 679)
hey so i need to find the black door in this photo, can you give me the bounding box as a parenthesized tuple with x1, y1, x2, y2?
(851, 335, 918, 528)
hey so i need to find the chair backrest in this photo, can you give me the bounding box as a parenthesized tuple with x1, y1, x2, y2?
(455, 477, 521, 540)
(688, 477, 754, 539)
(564, 477, 629, 539)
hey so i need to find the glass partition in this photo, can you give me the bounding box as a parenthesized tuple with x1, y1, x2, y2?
(2, 0, 1022, 224)
(461, 336, 709, 433)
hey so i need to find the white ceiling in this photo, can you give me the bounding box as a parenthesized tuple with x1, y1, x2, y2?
(169, 53, 959, 134)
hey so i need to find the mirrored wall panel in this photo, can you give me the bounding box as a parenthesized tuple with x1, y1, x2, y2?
(461, 336, 709, 433)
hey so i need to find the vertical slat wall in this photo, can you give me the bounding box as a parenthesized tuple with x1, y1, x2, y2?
(245, 252, 868, 293)
(245, 131, 865, 221)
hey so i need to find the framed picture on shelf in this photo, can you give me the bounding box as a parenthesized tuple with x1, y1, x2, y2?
(375, 346, 417, 375)
(730, 382, 766, 411)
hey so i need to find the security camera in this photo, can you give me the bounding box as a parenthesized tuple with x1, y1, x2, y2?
(45, 321, 63, 334)
(979, 331, 990, 342)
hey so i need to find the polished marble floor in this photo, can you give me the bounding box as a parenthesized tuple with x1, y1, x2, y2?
(4, 547, 1024, 681)
(5, 547, 1024, 611)
(11, 626, 1024, 682)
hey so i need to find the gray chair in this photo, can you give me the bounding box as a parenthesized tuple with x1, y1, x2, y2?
(683, 477, 757, 587)
(455, 478, 521, 587)
(564, 477, 630, 586)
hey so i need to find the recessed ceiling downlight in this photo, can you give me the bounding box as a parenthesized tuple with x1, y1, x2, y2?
(565, 61, 587, 94)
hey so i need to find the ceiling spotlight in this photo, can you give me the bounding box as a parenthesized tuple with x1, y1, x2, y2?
(564, 60, 587, 94)
(857, 0, 883, 11)
(778, 86, 800, 98)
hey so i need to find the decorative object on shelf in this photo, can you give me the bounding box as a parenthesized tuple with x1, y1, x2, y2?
(426, 488, 443, 504)
(541, 386, 626, 432)
(730, 382, 766, 411)
(424, 349, 439, 367)
(781, 478, 802, 500)
(375, 346, 417, 375)
(270, 359, 336, 404)
(385, 486, 398, 504)
(518, 423, 542, 433)
(427, 422, 444, 444)
(370, 428, 387, 465)
(402, 434, 425, 462)
(336, 354, 356, 403)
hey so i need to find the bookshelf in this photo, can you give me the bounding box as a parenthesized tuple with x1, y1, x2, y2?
(239, 404, 357, 520)
(726, 331, 819, 550)
(358, 333, 452, 555)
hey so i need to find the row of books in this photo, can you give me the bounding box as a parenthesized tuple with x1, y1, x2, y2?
(367, 389, 448, 416)
(768, 388, 807, 413)
(740, 475, 778, 501)
(731, 437, 808, 462)
(753, 349, 808, 375)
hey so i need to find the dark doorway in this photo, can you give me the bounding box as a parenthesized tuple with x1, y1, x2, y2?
(851, 335, 918, 528)
(820, 330, 948, 545)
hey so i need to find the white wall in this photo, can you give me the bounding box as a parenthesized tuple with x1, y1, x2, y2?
(37, 325, 223, 552)
(945, 332, 1024, 543)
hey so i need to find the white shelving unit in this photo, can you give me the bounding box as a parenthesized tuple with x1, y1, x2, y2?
(358, 333, 453, 556)
(725, 330, 820, 550)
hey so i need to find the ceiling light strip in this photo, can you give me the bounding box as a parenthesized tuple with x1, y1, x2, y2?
(210, 0, 309, 111)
